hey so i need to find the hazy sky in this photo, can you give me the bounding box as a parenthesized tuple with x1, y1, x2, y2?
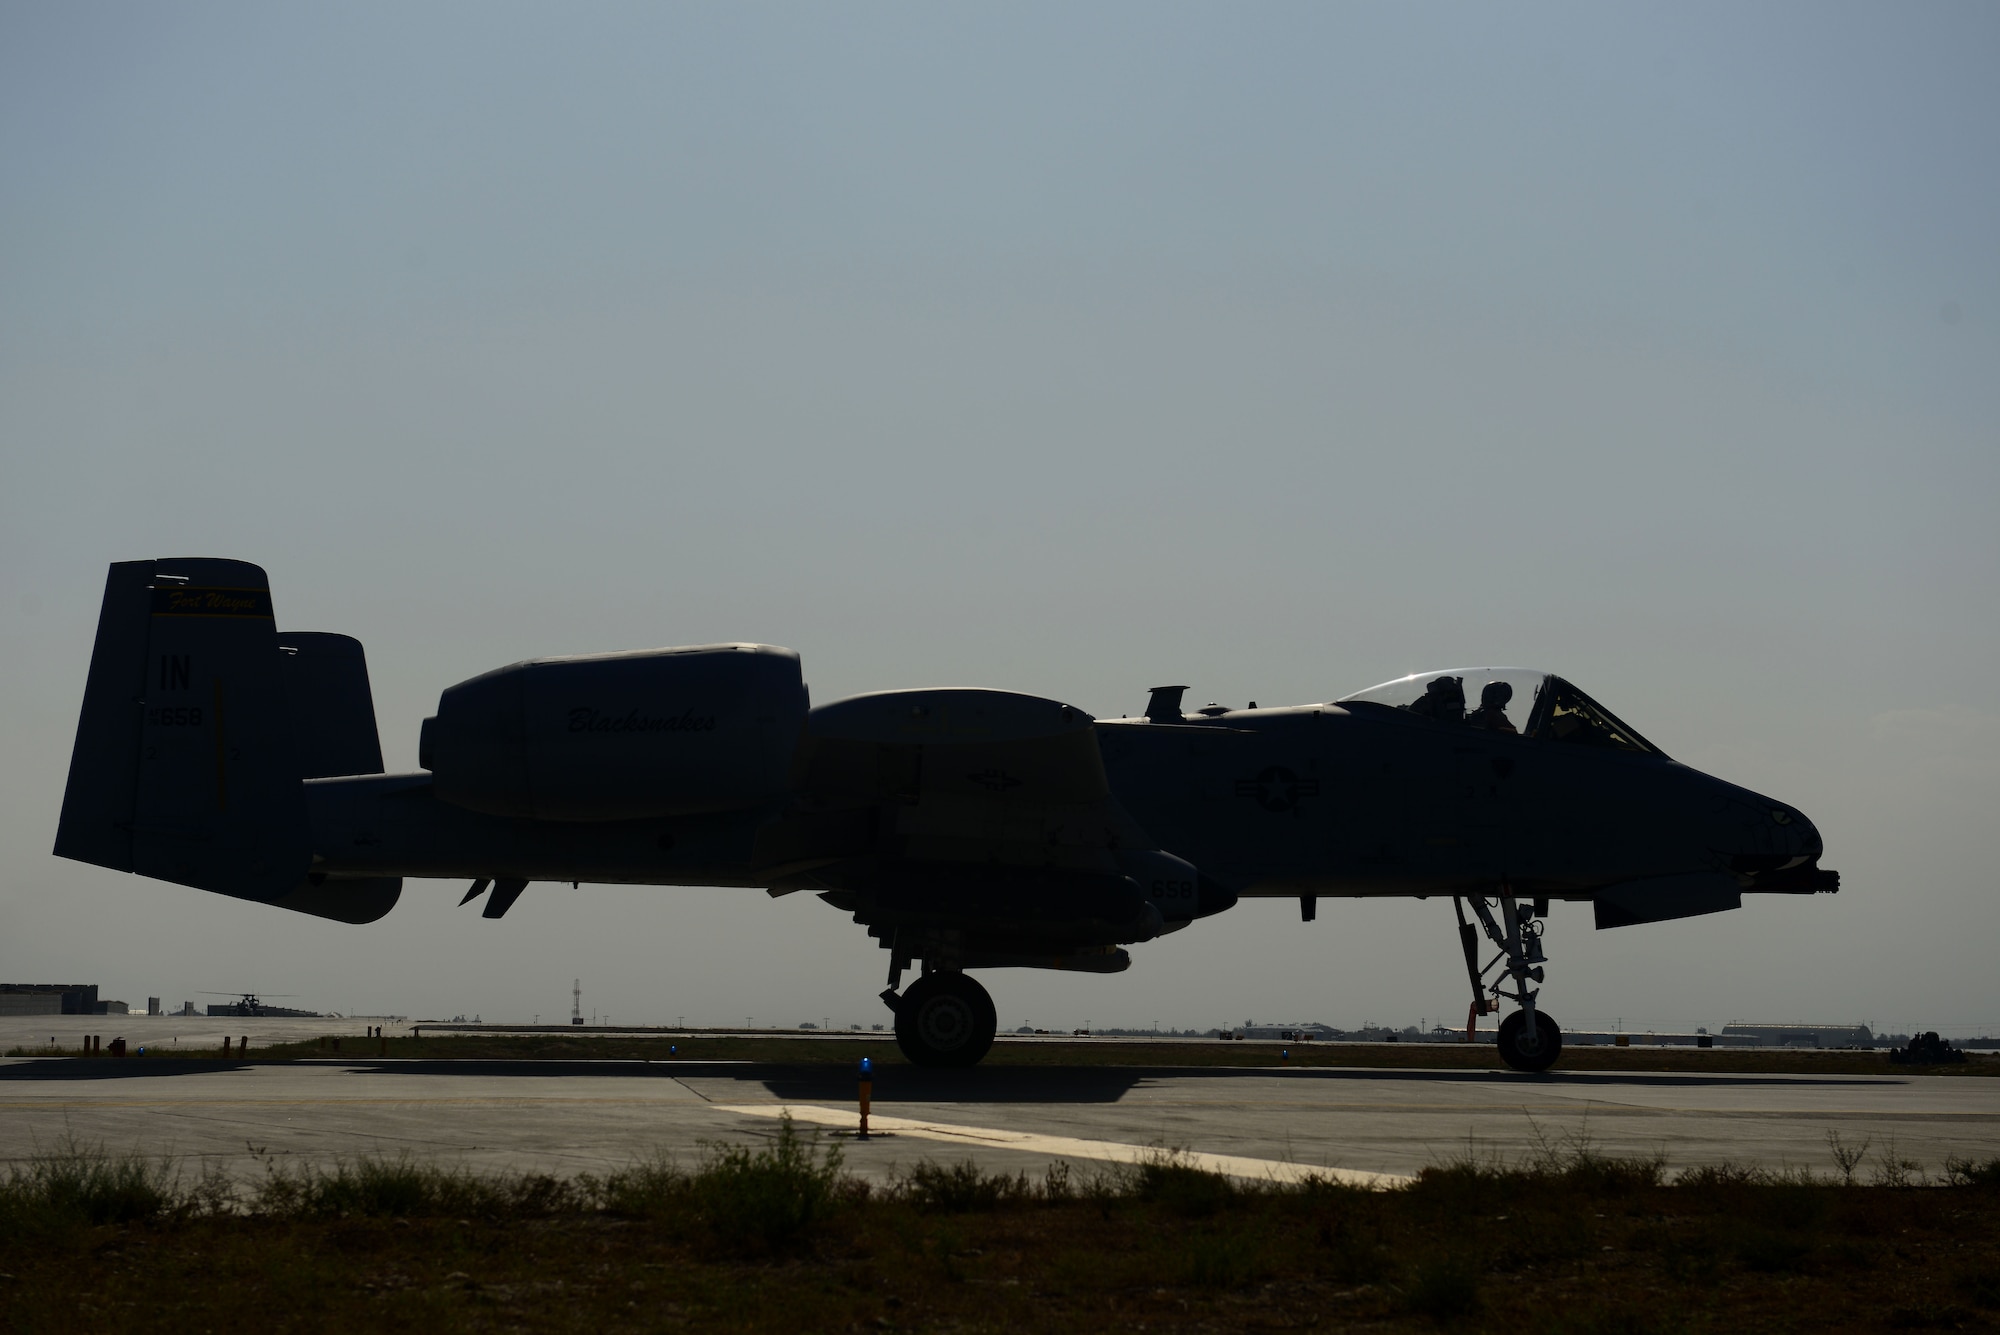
(4, 4, 1996, 1036)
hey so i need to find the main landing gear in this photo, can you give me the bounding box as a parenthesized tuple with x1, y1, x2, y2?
(883, 970, 998, 1067)
(1455, 891, 1564, 1073)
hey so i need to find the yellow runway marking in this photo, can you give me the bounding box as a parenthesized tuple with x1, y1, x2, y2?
(718, 1103, 1410, 1189)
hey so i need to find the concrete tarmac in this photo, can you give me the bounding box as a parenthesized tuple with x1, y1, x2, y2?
(2, 1053, 1994, 1187)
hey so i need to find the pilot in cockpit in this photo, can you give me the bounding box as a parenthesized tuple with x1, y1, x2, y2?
(1407, 675, 1466, 723)
(1465, 680, 1518, 733)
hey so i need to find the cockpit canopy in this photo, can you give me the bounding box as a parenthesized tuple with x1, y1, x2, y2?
(1336, 668, 1666, 757)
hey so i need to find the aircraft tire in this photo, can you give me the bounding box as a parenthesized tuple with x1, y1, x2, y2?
(893, 971, 997, 1067)
(1497, 1009, 1563, 1073)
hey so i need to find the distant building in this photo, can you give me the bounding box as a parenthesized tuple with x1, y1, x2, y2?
(0, 984, 116, 1015)
(1721, 1022, 1874, 1048)
(1227, 1024, 1337, 1041)
(0, 988, 62, 1016)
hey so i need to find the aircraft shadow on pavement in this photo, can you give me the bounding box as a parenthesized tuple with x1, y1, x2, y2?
(1254, 1067, 1876, 1090)
(313, 1060, 1882, 1103)
(0, 1060, 260, 1083)
(280, 1059, 1158, 1104)
(724, 1066, 1876, 1104)
(0, 1060, 1893, 1101)
(779, 1065, 1884, 1101)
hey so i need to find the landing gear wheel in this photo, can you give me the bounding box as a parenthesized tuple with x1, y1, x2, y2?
(893, 972, 997, 1067)
(1497, 1009, 1563, 1073)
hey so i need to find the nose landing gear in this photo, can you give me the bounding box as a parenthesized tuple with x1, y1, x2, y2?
(884, 970, 997, 1067)
(1497, 1007, 1562, 1073)
(1455, 892, 1563, 1073)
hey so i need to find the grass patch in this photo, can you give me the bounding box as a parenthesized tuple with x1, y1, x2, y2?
(595, 1113, 849, 1253)
(1398, 1251, 1483, 1320)
(1957, 1263, 2000, 1309)
(252, 1154, 584, 1219)
(1128, 1155, 1239, 1217)
(1177, 1226, 1268, 1289)
(1946, 1155, 2000, 1187)
(1, 1135, 1997, 1331)
(1410, 1122, 1664, 1215)
(896, 1159, 1035, 1212)
(1550, 1304, 1691, 1335)
(0, 1135, 224, 1239)
(680, 1114, 848, 1251)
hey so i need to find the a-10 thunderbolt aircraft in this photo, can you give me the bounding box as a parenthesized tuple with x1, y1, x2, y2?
(55, 559, 1839, 1072)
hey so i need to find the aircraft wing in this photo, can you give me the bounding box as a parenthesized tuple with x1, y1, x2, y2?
(753, 686, 1231, 950)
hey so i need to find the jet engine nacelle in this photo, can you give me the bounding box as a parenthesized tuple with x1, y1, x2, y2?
(420, 643, 808, 821)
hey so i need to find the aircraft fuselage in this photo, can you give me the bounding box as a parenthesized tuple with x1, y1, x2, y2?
(301, 701, 1823, 909)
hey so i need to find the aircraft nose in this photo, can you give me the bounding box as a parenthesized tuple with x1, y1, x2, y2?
(1719, 790, 1839, 894)
(1721, 792, 1823, 874)
(1775, 805, 1823, 861)
(1784, 807, 1832, 859)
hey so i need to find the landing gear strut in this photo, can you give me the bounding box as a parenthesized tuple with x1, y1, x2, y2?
(1455, 892, 1563, 1073)
(886, 971, 997, 1068)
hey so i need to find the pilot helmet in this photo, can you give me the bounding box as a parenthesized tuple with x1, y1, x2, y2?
(1425, 676, 1464, 702)
(1480, 681, 1513, 708)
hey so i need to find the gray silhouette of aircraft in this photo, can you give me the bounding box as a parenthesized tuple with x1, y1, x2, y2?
(55, 559, 1837, 1071)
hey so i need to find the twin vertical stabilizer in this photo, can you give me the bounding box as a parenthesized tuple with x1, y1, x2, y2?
(54, 558, 399, 923)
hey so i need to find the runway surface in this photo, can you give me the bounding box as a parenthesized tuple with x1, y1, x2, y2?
(3, 1054, 1994, 1186)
